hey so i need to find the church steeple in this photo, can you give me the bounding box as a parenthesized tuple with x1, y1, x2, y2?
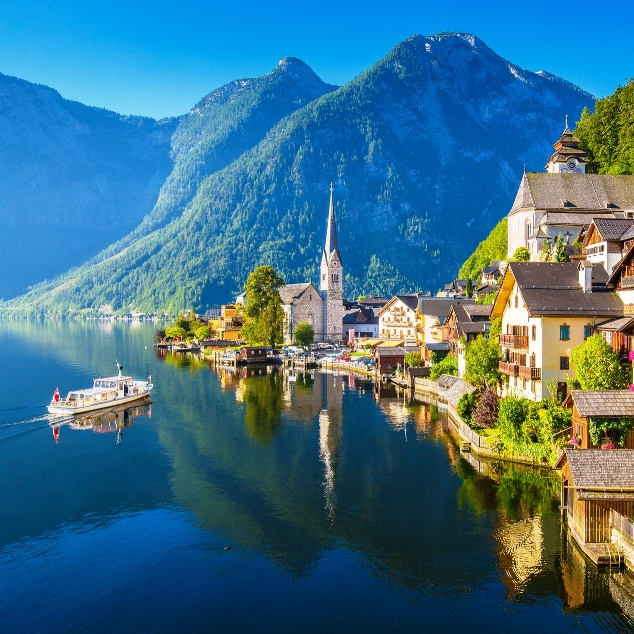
(323, 182, 341, 264)
(545, 115, 588, 173)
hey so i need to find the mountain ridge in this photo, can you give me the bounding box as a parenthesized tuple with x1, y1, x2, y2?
(2, 33, 595, 315)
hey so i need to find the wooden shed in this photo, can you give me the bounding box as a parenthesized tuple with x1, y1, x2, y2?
(564, 390, 634, 449)
(374, 347, 406, 375)
(556, 450, 634, 563)
(238, 346, 269, 364)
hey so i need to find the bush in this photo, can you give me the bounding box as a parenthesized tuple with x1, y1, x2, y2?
(497, 397, 529, 446)
(457, 392, 476, 425)
(405, 352, 421, 367)
(511, 247, 530, 262)
(464, 334, 500, 387)
(195, 325, 211, 340)
(571, 334, 631, 390)
(294, 321, 314, 347)
(430, 349, 448, 364)
(430, 354, 458, 380)
(472, 386, 499, 428)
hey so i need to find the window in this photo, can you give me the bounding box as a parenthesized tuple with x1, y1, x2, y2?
(514, 296, 518, 308)
(532, 325, 536, 341)
(322, 273, 326, 280)
(525, 219, 532, 244)
(331, 273, 339, 282)
(584, 325, 592, 340)
(560, 356, 569, 370)
(560, 325, 570, 340)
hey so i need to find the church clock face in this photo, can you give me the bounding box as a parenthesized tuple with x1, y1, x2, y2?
(567, 159, 577, 171)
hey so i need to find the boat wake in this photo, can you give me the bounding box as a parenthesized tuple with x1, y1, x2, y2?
(0, 412, 67, 438)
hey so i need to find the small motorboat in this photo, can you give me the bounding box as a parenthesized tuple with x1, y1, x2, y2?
(48, 361, 153, 416)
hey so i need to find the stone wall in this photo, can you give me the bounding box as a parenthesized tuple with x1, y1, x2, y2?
(284, 291, 324, 343)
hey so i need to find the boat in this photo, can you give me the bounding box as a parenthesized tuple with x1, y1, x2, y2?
(171, 343, 201, 352)
(48, 362, 153, 415)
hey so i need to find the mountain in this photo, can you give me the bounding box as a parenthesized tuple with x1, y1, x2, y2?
(4, 33, 595, 316)
(0, 73, 178, 299)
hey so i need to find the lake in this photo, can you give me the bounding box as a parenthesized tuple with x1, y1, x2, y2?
(1, 320, 633, 633)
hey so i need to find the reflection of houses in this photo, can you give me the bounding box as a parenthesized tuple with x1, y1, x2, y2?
(557, 450, 634, 564)
(319, 374, 343, 519)
(564, 390, 634, 449)
(492, 262, 623, 401)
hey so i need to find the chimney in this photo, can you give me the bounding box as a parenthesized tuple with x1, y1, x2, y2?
(416, 290, 423, 314)
(579, 260, 593, 293)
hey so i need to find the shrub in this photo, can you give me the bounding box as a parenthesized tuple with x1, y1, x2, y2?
(472, 386, 499, 428)
(457, 392, 476, 425)
(430, 349, 448, 364)
(511, 247, 530, 262)
(405, 352, 421, 367)
(497, 397, 529, 446)
(430, 354, 458, 380)
(571, 334, 631, 390)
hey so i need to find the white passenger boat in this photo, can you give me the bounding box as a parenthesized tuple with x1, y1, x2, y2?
(48, 362, 153, 415)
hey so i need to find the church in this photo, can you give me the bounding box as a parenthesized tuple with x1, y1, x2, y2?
(279, 184, 344, 343)
(507, 119, 634, 260)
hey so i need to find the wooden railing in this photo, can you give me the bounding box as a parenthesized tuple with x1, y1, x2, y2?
(500, 334, 529, 348)
(499, 361, 518, 376)
(621, 275, 634, 289)
(518, 365, 541, 380)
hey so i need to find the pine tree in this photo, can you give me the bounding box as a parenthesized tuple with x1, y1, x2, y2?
(554, 234, 567, 262)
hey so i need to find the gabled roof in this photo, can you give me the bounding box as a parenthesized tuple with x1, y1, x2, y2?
(376, 295, 418, 316)
(555, 449, 634, 489)
(492, 262, 623, 319)
(457, 322, 488, 336)
(565, 390, 634, 418)
(584, 218, 634, 244)
(342, 307, 378, 325)
(463, 304, 493, 319)
(278, 282, 319, 305)
(595, 316, 634, 333)
(536, 212, 616, 227)
(374, 347, 406, 357)
(508, 173, 634, 216)
(608, 241, 634, 287)
(419, 298, 470, 319)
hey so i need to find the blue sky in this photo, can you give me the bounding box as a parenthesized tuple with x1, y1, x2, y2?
(1, 0, 632, 119)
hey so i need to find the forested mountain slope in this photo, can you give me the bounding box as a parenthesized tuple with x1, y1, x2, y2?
(0, 73, 177, 299)
(5, 33, 595, 315)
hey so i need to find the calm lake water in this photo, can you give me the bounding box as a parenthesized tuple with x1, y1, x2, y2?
(1, 320, 634, 633)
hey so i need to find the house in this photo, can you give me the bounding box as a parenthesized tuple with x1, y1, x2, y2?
(607, 240, 634, 306)
(507, 124, 634, 260)
(556, 450, 634, 564)
(564, 390, 634, 449)
(594, 316, 634, 359)
(442, 279, 468, 297)
(443, 303, 492, 377)
(474, 283, 499, 301)
(359, 296, 390, 309)
(279, 282, 324, 344)
(278, 184, 344, 344)
(238, 346, 270, 364)
(582, 218, 634, 275)
(342, 306, 379, 343)
(491, 261, 624, 401)
(377, 296, 419, 344)
(417, 297, 469, 345)
(217, 304, 244, 340)
(374, 347, 406, 375)
(480, 261, 505, 285)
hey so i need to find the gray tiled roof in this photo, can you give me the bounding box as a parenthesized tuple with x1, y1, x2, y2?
(278, 283, 314, 305)
(375, 347, 406, 357)
(595, 317, 634, 333)
(591, 217, 634, 241)
(509, 173, 634, 215)
(510, 262, 623, 317)
(556, 449, 634, 488)
(395, 295, 419, 311)
(569, 390, 634, 418)
(536, 212, 617, 226)
(458, 322, 488, 335)
(419, 297, 471, 318)
(463, 304, 493, 318)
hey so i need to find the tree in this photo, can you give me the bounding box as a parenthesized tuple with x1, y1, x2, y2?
(465, 278, 473, 298)
(511, 247, 530, 262)
(554, 234, 567, 262)
(195, 325, 211, 340)
(464, 334, 500, 387)
(154, 329, 166, 342)
(165, 326, 187, 340)
(405, 351, 421, 367)
(430, 354, 458, 380)
(540, 239, 553, 262)
(294, 321, 314, 347)
(571, 334, 631, 390)
(174, 312, 191, 332)
(242, 266, 285, 347)
(472, 386, 499, 428)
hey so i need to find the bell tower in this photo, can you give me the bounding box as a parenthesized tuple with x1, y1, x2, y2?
(545, 115, 588, 174)
(320, 183, 343, 342)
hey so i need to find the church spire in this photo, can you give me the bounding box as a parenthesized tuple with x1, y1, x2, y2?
(324, 182, 339, 261)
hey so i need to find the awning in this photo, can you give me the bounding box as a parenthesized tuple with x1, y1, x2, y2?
(377, 340, 404, 347)
(359, 338, 384, 345)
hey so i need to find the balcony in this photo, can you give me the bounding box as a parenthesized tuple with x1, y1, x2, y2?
(500, 334, 529, 349)
(621, 276, 634, 289)
(518, 365, 541, 380)
(499, 361, 518, 377)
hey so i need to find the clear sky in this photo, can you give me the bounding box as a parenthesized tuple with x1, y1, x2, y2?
(1, 0, 632, 120)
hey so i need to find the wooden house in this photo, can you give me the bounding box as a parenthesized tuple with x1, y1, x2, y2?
(556, 450, 634, 563)
(564, 390, 634, 449)
(374, 347, 406, 375)
(238, 346, 269, 364)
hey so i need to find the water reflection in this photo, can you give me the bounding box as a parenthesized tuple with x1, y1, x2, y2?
(2, 320, 634, 632)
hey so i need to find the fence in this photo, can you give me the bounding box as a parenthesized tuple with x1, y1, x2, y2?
(611, 509, 634, 545)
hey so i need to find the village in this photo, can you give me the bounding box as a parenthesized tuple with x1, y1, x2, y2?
(155, 122, 634, 572)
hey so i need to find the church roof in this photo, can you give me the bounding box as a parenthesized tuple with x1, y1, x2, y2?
(508, 173, 634, 216)
(323, 184, 341, 264)
(278, 282, 318, 305)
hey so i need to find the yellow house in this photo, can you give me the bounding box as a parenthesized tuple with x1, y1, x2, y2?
(216, 304, 244, 340)
(491, 261, 623, 401)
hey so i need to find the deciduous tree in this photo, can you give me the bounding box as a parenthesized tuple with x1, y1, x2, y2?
(294, 321, 314, 347)
(571, 334, 631, 390)
(242, 266, 285, 347)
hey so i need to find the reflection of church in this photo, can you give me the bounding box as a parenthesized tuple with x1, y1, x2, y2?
(280, 184, 344, 343)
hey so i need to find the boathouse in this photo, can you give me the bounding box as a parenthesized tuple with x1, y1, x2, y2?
(238, 346, 269, 364)
(564, 390, 634, 449)
(556, 450, 634, 564)
(374, 347, 406, 375)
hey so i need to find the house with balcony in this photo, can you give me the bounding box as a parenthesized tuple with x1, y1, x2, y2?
(217, 304, 245, 340)
(443, 303, 493, 377)
(582, 218, 634, 275)
(376, 296, 419, 345)
(491, 261, 624, 401)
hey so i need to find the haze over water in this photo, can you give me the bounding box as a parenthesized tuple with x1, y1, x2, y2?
(0, 321, 632, 632)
